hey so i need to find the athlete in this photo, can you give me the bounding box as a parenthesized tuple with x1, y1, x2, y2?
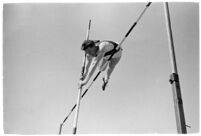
(79, 40, 122, 91)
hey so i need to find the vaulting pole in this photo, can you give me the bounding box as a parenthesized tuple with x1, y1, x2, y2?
(72, 86, 82, 134)
(163, 2, 187, 134)
(58, 20, 91, 135)
(72, 20, 91, 134)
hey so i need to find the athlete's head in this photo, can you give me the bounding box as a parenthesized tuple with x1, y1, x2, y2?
(81, 40, 95, 50)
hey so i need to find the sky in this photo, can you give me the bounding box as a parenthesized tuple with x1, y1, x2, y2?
(3, 2, 199, 134)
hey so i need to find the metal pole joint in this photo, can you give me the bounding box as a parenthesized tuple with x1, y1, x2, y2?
(169, 73, 179, 84)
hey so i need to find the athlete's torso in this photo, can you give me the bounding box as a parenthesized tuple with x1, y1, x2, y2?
(95, 40, 122, 59)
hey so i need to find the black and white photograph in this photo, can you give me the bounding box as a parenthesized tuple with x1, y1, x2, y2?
(2, 1, 199, 134)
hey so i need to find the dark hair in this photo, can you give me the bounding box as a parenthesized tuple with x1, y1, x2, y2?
(81, 40, 95, 50)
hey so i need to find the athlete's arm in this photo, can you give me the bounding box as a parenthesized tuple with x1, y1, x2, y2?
(82, 54, 92, 80)
(81, 45, 106, 85)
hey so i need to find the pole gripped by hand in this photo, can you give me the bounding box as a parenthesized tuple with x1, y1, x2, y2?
(78, 80, 87, 89)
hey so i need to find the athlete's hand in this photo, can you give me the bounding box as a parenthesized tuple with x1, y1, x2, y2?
(78, 80, 87, 88)
(80, 74, 86, 81)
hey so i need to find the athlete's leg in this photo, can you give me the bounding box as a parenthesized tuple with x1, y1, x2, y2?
(104, 56, 121, 82)
(98, 58, 108, 71)
(102, 56, 121, 91)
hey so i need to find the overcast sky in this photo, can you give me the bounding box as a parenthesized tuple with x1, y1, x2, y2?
(3, 2, 199, 134)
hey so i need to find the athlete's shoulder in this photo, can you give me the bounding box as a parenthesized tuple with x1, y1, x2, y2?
(98, 41, 114, 51)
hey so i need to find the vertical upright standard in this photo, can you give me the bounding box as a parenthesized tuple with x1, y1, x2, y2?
(72, 20, 91, 134)
(163, 2, 187, 134)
